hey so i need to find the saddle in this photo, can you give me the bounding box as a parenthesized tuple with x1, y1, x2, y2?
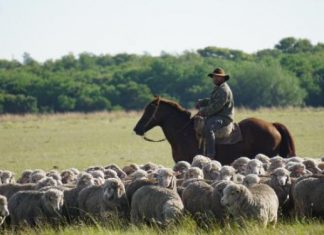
(194, 115, 243, 149)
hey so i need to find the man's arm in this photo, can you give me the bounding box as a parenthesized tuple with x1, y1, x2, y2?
(197, 98, 210, 107)
(199, 89, 227, 116)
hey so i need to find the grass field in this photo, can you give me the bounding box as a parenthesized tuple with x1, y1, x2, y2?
(1, 108, 324, 234)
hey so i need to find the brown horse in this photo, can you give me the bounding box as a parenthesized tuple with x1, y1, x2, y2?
(133, 97, 296, 165)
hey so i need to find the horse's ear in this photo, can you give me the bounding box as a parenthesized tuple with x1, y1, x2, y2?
(153, 95, 160, 100)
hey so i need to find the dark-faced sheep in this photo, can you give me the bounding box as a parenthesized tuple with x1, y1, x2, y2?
(130, 185, 184, 226)
(0, 195, 9, 225)
(8, 189, 64, 227)
(78, 178, 129, 221)
(181, 180, 227, 225)
(221, 183, 279, 227)
(293, 175, 324, 218)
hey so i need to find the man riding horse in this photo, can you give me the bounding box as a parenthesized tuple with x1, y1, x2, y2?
(196, 68, 234, 158)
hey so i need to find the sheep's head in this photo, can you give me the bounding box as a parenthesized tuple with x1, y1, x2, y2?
(213, 180, 235, 198)
(303, 160, 322, 174)
(157, 168, 176, 189)
(30, 171, 46, 183)
(1, 170, 15, 184)
(184, 167, 204, 180)
(17, 170, 33, 184)
(43, 189, 64, 212)
(122, 164, 140, 176)
(271, 167, 290, 186)
(36, 177, 58, 189)
(104, 169, 119, 179)
(203, 161, 221, 180)
(231, 157, 250, 174)
(191, 155, 211, 169)
(246, 159, 265, 175)
(173, 161, 191, 178)
(77, 172, 95, 188)
(221, 184, 243, 207)
(103, 178, 125, 200)
(220, 166, 235, 181)
(288, 163, 306, 176)
(127, 169, 148, 181)
(255, 153, 270, 163)
(61, 170, 76, 184)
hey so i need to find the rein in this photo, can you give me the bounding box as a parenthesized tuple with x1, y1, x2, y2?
(142, 98, 192, 143)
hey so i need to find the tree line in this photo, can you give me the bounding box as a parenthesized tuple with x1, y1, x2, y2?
(0, 37, 324, 114)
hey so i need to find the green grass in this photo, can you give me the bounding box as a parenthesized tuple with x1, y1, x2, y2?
(1, 108, 324, 234)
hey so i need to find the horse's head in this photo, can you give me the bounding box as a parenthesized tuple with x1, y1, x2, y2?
(133, 97, 163, 136)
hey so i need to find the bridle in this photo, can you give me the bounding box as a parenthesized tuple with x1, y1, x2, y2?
(141, 98, 192, 142)
(142, 98, 166, 142)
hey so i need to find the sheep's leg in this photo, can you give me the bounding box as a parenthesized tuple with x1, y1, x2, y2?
(130, 209, 141, 225)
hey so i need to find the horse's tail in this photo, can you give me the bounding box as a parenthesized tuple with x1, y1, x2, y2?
(273, 122, 296, 158)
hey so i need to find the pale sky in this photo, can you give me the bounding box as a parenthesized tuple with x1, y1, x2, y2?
(0, 0, 323, 62)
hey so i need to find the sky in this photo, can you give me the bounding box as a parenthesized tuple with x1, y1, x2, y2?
(0, 0, 323, 62)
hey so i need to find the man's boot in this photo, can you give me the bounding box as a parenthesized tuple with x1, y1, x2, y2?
(206, 130, 216, 158)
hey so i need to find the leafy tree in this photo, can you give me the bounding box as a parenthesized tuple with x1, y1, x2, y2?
(231, 63, 306, 108)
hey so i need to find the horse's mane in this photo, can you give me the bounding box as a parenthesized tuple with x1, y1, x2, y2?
(153, 97, 192, 117)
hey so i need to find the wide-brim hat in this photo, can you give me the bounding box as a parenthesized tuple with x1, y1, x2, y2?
(208, 68, 230, 81)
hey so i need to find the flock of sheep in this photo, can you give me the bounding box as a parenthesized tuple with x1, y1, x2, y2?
(0, 154, 324, 229)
